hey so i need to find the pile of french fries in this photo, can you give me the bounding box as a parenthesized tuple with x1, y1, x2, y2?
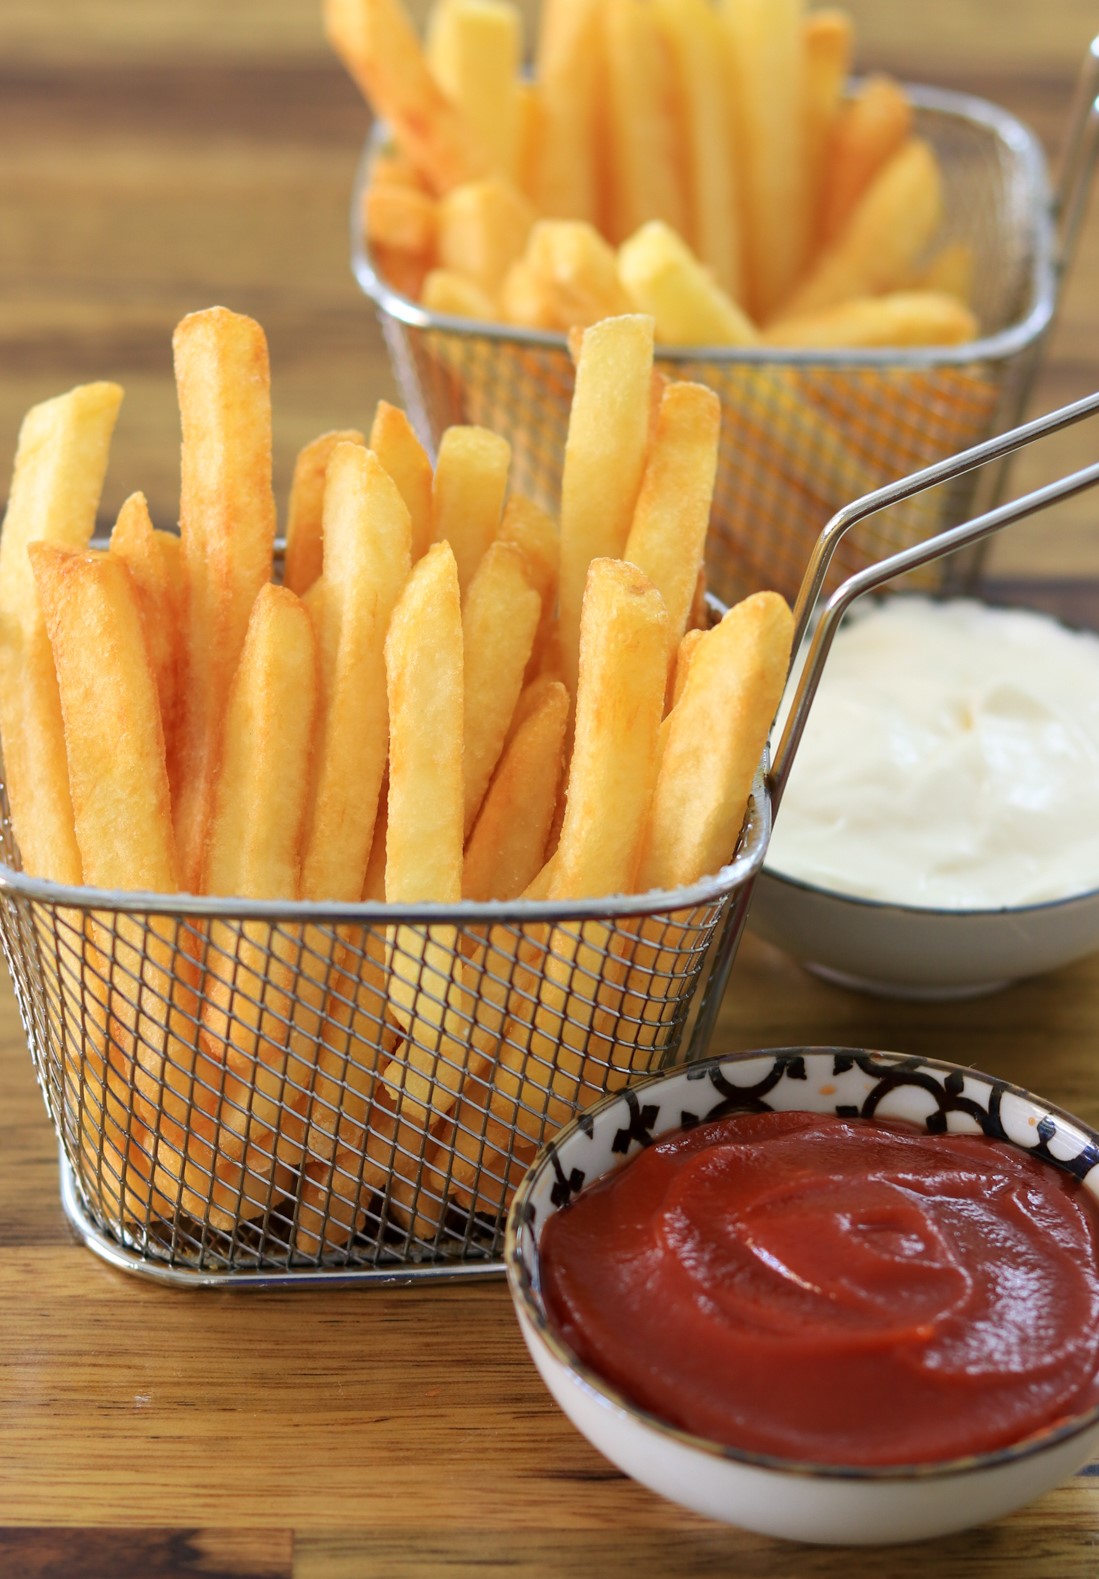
(0, 305, 791, 1255)
(333, 0, 977, 349)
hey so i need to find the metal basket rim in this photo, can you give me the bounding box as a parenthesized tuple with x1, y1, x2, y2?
(0, 775, 770, 922)
(352, 78, 1056, 369)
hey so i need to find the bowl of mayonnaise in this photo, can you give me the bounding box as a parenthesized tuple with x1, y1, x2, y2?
(751, 596, 1099, 998)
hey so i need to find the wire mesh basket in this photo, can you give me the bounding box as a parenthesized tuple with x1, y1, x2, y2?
(8, 386, 1099, 1288)
(354, 64, 1099, 608)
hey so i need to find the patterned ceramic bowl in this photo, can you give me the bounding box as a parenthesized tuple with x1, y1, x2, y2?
(505, 1048, 1099, 1545)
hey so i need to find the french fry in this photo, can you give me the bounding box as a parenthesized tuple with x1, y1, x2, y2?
(618, 221, 760, 347)
(463, 678, 569, 900)
(426, 0, 523, 183)
(499, 259, 557, 330)
(369, 149, 429, 191)
(601, 0, 687, 245)
(200, 584, 319, 1170)
(496, 493, 559, 610)
(431, 425, 511, 592)
(462, 540, 542, 836)
(368, 401, 434, 563)
(108, 492, 181, 782)
(821, 74, 913, 246)
(172, 307, 276, 892)
(780, 137, 943, 319)
(639, 591, 792, 890)
(284, 429, 366, 597)
(558, 314, 654, 697)
(722, 0, 809, 323)
(531, 0, 603, 223)
(623, 380, 720, 668)
(0, 381, 122, 883)
(325, 0, 490, 195)
(422, 268, 498, 323)
(515, 77, 540, 204)
(670, 626, 705, 710)
(521, 220, 634, 330)
(914, 240, 976, 304)
(763, 290, 978, 350)
(437, 176, 535, 297)
(804, 8, 852, 239)
(363, 182, 438, 257)
(652, 0, 744, 301)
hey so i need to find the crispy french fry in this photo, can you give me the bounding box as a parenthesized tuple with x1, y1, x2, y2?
(368, 401, 434, 563)
(670, 626, 705, 710)
(618, 221, 760, 346)
(426, 0, 523, 183)
(602, 0, 687, 245)
(623, 380, 720, 668)
(521, 220, 634, 330)
(821, 74, 913, 246)
(722, 0, 809, 323)
(531, 0, 603, 223)
(172, 308, 276, 892)
(515, 77, 540, 204)
(639, 591, 792, 890)
(464, 678, 569, 900)
(913, 240, 975, 304)
(0, 382, 122, 883)
(496, 494, 559, 606)
(462, 540, 542, 835)
(804, 8, 852, 239)
(325, 0, 489, 194)
(763, 290, 978, 349)
(431, 425, 510, 592)
(652, 0, 744, 301)
(302, 444, 411, 903)
(201, 584, 319, 1169)
(780, 137, 943, 319)
(108, 492, 180, 783)
(363, 182, 438, 257)
(370, 149, 429, 191)
(558, 314, 654, 697)
(422, 268, 498, 323)
(284, 429, 366, 597)
(437, 176, 535, 297)
(499, 259, 557, 330)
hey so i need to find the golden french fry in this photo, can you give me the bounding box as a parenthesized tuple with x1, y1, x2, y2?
(763, 290, 978, 350)
(780, 137, 943, 319)
(284, 429, 366, 598)
(558, 314, 654, 698)
(913, 240, 975, 304)
(722, 0, 809, 323)
(804, 8, 852, 239)
(422, 268, 498, 323)
(370, 149, 429, 191)
(623, 380, 720, 668)
(521, 220, 634, 330)
(464, 678, 569, 900)
(172, 308, 276, 892)
(0, 381, 123, 883)
(531, 0, 603, 223)
(325, 0, 489, 194)
(426, 0, 523, 183)
(639, 591, 792, 890)
(437, 176, 534, 298)
(431, 425, 510, 592)
(462, 540, 542, 836)
(496, 494, 559, 609)
(618, 222, 760, 347)
(302, 444, 411, 903)
(499, 259, 557, 330)
(108, 492, 181, 786)
(368, 401, 434, 563)
(670, 626, 705, 710)
(821, 74, 913, 246)
(601, 0, 687, 245)
(201, 584, 319, 1168)
(515, 76, 540, 204)
(652, 0, 744, 301)
(363, 182, 438, 257)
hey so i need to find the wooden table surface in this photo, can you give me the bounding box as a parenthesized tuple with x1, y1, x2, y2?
(3, 3, 1099, 1575)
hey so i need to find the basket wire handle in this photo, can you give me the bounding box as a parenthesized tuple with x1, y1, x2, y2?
(772, 388, 1099, 810)
(1055, 33, 1099, 275)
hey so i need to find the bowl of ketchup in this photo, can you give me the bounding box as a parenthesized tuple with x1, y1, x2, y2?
(505, 1048, 1099, 1545)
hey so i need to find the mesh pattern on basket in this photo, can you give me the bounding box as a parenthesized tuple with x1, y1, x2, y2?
(364, 95, 1051, 608)
(2, 780, 762, 1275)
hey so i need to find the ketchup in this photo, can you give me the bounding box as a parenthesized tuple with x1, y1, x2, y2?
(540, 1111, 1099, 1465)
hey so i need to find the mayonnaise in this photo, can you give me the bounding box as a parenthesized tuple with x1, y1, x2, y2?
(765, 597, 1099, 910)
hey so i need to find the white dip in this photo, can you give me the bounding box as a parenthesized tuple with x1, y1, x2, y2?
(766, 597, 1099, 910)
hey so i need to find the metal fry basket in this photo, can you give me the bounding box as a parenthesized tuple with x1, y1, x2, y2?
(7, 388, 1099, 1288)
(355, 49, 1099, 607)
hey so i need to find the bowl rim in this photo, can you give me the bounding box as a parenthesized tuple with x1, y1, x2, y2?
(505, 1045, 1099, 1483)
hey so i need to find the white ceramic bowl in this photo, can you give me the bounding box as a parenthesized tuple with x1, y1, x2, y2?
(505, 1048, 1099, 1545)
(748, 870, 1099, 999)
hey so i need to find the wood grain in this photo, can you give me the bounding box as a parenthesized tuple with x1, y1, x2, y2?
(1, 2, 1099, 1575)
